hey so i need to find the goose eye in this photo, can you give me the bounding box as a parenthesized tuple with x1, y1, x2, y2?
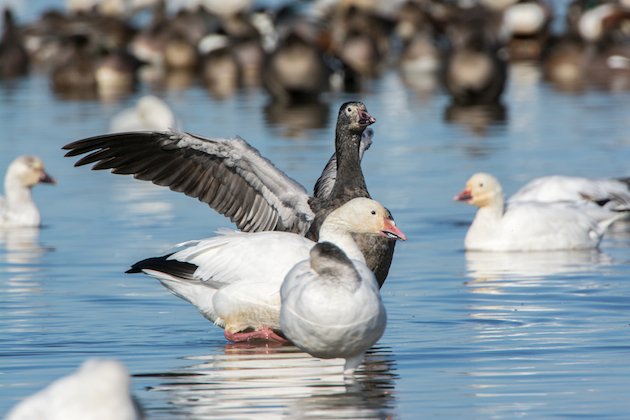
(479, 183, 484, 187)
(371, 210, 376, 215)
(346, 107, 352, 113)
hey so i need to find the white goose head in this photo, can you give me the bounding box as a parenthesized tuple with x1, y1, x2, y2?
(322, 197, 407, 240)
(454, 172, 503, 208)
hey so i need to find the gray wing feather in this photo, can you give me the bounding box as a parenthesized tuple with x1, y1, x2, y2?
(63, 130, 313, 234)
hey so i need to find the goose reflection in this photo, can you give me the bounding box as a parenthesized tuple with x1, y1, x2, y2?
(142, 343, 397, 418)
(443, 102, 507, 138)
(0, 227, 50, 266)
(263, 100, 330, 138)
(465, 249, 611, 286)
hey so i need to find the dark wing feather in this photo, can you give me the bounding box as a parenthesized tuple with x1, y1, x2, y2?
(63, 130, 314, 233)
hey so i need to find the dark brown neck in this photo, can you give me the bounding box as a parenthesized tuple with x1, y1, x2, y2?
(330, 126, 368, 199)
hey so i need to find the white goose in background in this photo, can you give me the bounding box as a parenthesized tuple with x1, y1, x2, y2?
(1, 156, 55, 228)
(109, 95, 177, 132)
(508, 175, 630, 211)
(6, 358, 143, 420)
(280, 241, 386, 374)
(127, 197, 406, 343)
(454, 173, 625, 252)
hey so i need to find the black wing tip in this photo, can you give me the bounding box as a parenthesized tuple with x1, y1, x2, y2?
(126, 254, 198, 279)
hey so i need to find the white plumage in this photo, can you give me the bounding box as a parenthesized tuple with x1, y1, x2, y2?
(6, 359, 142, 420)
(1, 156, 55, 228)
(128, 197, 406, 342)
(455, 173, 624, 251)
(509, 175, 630, 211)
(280, 241, 386, 374)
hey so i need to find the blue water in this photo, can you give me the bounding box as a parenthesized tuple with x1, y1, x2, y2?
(2, 18, 630, 418)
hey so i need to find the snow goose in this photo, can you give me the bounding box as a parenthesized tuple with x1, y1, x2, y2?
(1, 156, 55, 228)
(454, 173, 625, 251)
(508, 175, 630, 211)
(109, 95, 177, 132)
(280, 241, 386, 374)
(6, 358, 143, 420)
(63, 101, 398, 286)
(126, 197, 406, 342)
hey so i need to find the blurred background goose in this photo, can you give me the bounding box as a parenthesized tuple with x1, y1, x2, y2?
(280, 241, 386, 374)
(454, 172, 625, 251)
(1, 156, 55, 228)
(0, 8, 30, 78)
(6, 358, 143, 420)
(109, 95, 176, 132)
(126, 198, 405, 342)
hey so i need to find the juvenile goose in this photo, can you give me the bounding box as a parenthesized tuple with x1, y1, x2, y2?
(280, 241, 386, 374)
(6, 359, 143, 420)
(454, 172, 624, 251)
(1, 156, 55, 228)
(126, 197, 406, 342)
(63, 102, 398, 286)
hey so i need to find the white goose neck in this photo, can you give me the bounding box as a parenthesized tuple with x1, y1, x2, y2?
(4, 176, 34, 210)
(318, 223, 366, 264)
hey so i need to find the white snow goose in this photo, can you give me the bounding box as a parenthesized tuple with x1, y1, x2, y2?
(126, 197, 406, 343)
(1, 156, 55, 228)
(280, 241, 386, 374)
(508, 175, 630, 211)
(6, 359, 143, 420)
(454, 172, 625, 252)
(63, 101, 398, 286)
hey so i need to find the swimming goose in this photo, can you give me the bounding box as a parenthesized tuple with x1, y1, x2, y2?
(280, 241, 386, 374)
(509, 175, 630, 211)
(126, 197, 406, 342)
(63, 101, 397, 286)
(1, 156, 55, 228)
(6, 359, 143, 420)
(454, 173, 624, 251)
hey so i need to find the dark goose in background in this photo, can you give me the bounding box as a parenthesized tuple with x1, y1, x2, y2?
(63, 101, 397, 286)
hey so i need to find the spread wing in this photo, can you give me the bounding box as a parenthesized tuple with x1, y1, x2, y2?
(63, 130, 314, 234)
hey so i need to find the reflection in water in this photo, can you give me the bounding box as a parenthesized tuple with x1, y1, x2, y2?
(465, 249, 611, 285)
(263, 100, 330, 138)
(461, 248, 622, 417)
(1, 227, 50, 333)
(142, 344, 397, 418)
(113, 181, 175, 228)
(0, 227, 50, 266)
(443, 102, 508, 138)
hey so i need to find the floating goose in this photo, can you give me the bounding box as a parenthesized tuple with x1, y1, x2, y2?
(126, 197, 406, 342)
(63, 101, 397, 286)
(6, 359, 143, 420)
(1, 156, 55, 228)
(454, 172, 625, 251)
(280, 241, 386, 374)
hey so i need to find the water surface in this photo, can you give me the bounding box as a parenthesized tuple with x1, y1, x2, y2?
(1, 37, 630, 418)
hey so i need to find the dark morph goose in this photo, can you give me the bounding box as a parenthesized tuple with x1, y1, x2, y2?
(63, 102, 397, 285)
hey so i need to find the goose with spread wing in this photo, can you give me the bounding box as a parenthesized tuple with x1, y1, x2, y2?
(63, 101, 397, 285)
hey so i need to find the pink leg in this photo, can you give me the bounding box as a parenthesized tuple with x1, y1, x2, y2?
(224, 327, 289, 343)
